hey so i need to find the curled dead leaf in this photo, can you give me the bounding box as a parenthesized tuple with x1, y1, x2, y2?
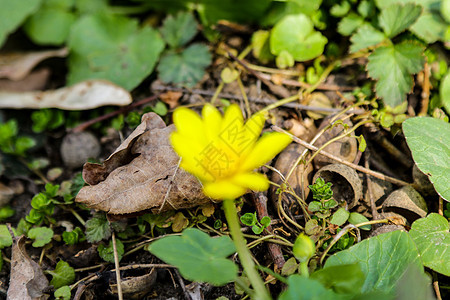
(7, 234, 49, 300)
(382, 185, 428, 222)
(0, 48, 68, 81)
(110, 268, 157, 299)
(0, 80, 132, 110)
(76, 113, 209, 215)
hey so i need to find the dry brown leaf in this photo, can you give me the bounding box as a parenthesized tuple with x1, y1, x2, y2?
(7, 235, 49, 300)
(76, 112, 209, 215)
(0, 80, 132, 110)
(0, 69, 50, 92)
(0, 48, 68, 81)
(159, 91, 182, 109)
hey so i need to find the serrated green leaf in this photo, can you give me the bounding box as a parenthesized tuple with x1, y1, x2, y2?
(0, 225, 13, 249)
(441, 71, 450, 114)
(0, 0, 42, 47)
(410, 12, 448, 44)
(270, 14, 328, 62)
(367, 42, 424, 107)
(403, 117, 450, 201)
(350, 24, 386, 53)
(409, 213, 450, 276)
(330, 208, 350, 226)
(379, 3, 422, 38)
(325, 231, 423, 293)
(54, 285, 71, 300)
(160, 11, 197, 48)
(280, 275, 346, 300)
(49, 260, 75, 289)
(148, 228, 237, 286)
(157, 43, 211, 87)
(338, 13, 364, 36)
(98, 239, 124, 263)
(24, 8, 76, 45)
(85, 213, 111, 243)
(68, 13, 165, 90)
(27, 227, 53, 247)
(311, 263, 365, 294)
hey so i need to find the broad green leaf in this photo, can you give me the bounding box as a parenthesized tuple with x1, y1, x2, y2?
(330, 207, 350, 226)
(375, 0, 438, 10)
(160, 11, 197, 48)
(367, 42, 424, 107)
(403, 117, 450, 201)
(443, 0, 450, 22)
(251, 30, 274, 64)
(325, 231, 423, 293)
(409, 213, 450, 276)
(379, 3, 422, 38)
(348, 212, 371, 231)
(54, 285, 71, 300)
(279, 275, 346, 300)
(270, 14, 328, 62)
(67, 14, 165, 90)
(338, 13, 364, 36)
(148, 228, 237, 286)
(311, 263, 365, 294)
(157, 43, 211, 87)
(0, 0, 42, 47)
(410, 12, 448, 44)
(441, 71, 450, 114)
(0, 225, 13, 249)
(48, 260, 75, 289)
(24, 8, 76, 45)
(85, 213, 111, 243)
(350, 24, 386, 53)
(395, 264, 435, 300)
(27, 227, 54, 247)
(98, 239, 124, 263)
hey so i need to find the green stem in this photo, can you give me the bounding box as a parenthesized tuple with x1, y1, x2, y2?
(299, 261, 309, 277)
(223, 199, 272, 300)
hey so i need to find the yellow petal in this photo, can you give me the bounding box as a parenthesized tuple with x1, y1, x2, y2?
(202, 104, 222, 141)
(231, 172, 269, 191)
(240, 112, 266, 157)
(240, 132, 291, 171)
(173, 107, 206, 146)
(203, 180, 247, 200)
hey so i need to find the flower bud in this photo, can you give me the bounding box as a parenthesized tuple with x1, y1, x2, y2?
(293, 233, 315, 263)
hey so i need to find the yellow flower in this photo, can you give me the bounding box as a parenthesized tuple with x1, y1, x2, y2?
(170, 104, 291, 199)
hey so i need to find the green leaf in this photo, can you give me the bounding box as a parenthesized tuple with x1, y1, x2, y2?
(148, 228, 237, 286)
(0, 225, 13, 249)
(330, 1, 351, 17)
(24, 7, 76, 45)
(157, 43, 211, 87)
(441, 71, 450, 114)
(54, 285, 71, 300)
(0, 205, 15, 221)
(348, 212, 371, 230)
(276, 50, 295, 69)
(279, 275, 346, 300)
(308, 201, 321, 212)
(311, 263, 365, 294)
(350, 24, 386, 53)
(260, 216, 271, 227)
(240, 213, 257, 226)
(270, 14, 328, 62)
(379, 3, 422, 38)
(410, 11, 448, 43)
(443, 0, 450, 22)
(325, 230, 423, 293)
(62, 227, 85, 245)
(367, 42, 424, 107)
(251, 30, 274, 64)
(68, 13, 165, 90)
(0, 0, 42, 46)
(98, 239, 124, 263)
(403, 117, 450, 201)
(160, 11, 197, 48)
(49, 260, 75, 289)
(85, 213, 111, 243)
(409, 213, 450, 276)
(338, 13, 364, 36)
(395, 264, 435, 300)
(27, 227, 54, 247)
(330, 208, 350, 226)
(252, 225, 264, 234)
(152, 101, 168, 116)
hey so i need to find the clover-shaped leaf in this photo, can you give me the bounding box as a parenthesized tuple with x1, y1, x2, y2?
(148, 228, 237, 286)
(157, 43, 211, 87)
(367, 41, 424, 107)
(410, 213, 450, 276)
(68, 13, 164, 90)
(403, 117, 450, 201)
(27, 227, 54, 247)
(270, 14, 327, 62)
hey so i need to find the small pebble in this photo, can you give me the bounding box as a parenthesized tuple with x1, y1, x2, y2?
(61, 131, 101, 168)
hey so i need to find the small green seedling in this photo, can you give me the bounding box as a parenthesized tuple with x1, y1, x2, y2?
(308, 177, 338, 219)
(98, 239, 124, 263)
(240, 212, 271, 234)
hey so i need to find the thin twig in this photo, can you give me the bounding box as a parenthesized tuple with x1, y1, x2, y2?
(111, 232, 123, 300)
(364, 148, 380, 220)
(272, 125, 410, 187)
